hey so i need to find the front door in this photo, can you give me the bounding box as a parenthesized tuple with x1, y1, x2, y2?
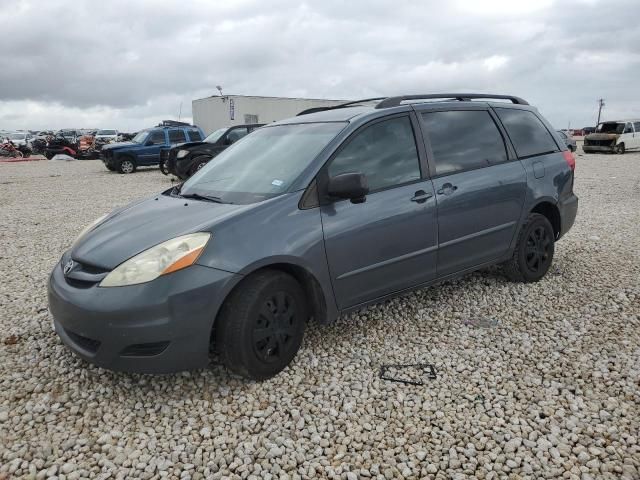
(418, 108, 527, 277)
(320, 114, 438, 309)
(138, 130, 166, 164)
(622, 122, 639, 150)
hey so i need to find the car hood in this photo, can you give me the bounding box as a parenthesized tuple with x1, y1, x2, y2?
(72, 193, 250, 269)
(101, 141, 137, 151)
(585, 133, 619, 140)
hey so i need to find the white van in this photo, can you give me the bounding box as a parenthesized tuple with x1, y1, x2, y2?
(583, 119, 640, 154)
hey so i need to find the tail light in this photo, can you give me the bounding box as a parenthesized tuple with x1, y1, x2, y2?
(563, 150, 575, 171)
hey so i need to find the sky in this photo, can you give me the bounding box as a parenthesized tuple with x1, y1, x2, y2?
(1, 0, 639, 132)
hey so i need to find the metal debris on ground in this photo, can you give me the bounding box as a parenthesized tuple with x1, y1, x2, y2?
(379, 363, 437, 385)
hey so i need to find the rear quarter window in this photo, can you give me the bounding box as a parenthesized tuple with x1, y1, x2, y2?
(495, 108, 558, 158)
(188, 130, 203, 141)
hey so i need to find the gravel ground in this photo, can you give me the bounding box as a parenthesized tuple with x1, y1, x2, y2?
(0, 155, 638, 480)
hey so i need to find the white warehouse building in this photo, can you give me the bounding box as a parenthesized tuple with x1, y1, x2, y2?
(192, 94, 347, 135)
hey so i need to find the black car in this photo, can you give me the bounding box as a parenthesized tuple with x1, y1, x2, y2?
(161, 124, 264, 179)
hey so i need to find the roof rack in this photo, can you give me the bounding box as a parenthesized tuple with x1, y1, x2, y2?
(157, 120, 192, 127)
(297, 97, 386, 116)
(376, 93, 529, 109)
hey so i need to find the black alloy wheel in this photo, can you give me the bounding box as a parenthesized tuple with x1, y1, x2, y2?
(253, 292, 298, 364)
(215, 270, 307, 380)
(524, 225, 553, 274)
(503, 213, 555, 283)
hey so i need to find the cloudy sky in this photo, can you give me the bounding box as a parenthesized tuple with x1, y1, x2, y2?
(1, 0, 639, 132)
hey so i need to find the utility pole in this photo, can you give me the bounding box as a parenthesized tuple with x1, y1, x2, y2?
(596, 98, 605, 126)
(178, 101, 183, 121)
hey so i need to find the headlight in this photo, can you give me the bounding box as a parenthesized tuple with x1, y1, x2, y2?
(176, 149, 190, 159)
(99, 232, 211, 287)
(73, 214, 108, 247)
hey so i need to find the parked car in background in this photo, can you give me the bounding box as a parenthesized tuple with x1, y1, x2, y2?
(101, 121, 205, 173)
(94, 129, 119, 152)
(5, 132, 31, 149)
(49, 93, 578, 379)
(45, 131, 81, 159)
(583, 120, 640, 154)
(557, 130, 576, 152)
(161, 123, 264, 179)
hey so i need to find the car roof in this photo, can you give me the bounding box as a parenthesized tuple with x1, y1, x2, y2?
(273, 106, 376, 125)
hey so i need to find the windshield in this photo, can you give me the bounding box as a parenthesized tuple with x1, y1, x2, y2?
(596, 122, 624, 134)
(204, 128, 227, 144)
(181, 122, 346, 204)
(8, 133, 26, 140)
(97, 129, 116, 135)
(132, 131, 149, 143)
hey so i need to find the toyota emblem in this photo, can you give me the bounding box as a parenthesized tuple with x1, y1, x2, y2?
(63, 259, 75, 275)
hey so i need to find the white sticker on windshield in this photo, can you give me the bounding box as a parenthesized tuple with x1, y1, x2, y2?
(271, 179, 284, 187)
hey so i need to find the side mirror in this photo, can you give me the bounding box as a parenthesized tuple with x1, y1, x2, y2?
(327, 172, 369, 204)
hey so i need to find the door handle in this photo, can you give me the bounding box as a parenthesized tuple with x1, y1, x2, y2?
(436, 183, 458, 195)
(410, 190, 433, 203)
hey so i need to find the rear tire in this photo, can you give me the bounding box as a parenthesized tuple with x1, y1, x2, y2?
(215, 270, 308, 380)
(503, 213, 555, 283)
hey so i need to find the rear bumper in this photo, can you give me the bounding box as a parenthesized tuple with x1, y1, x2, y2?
(48, 253, 240, 373)
(558, 194, 578, 238)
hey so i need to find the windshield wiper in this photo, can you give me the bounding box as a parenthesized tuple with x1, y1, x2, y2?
(181, 192, 230, 204)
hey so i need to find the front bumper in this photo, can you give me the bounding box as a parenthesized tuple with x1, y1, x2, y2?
(48, 253, 240, 373)
(583, 144, 615, 153)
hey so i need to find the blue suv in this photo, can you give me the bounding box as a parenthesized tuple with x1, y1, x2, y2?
(50, 94, 578, 379)
(101, 121, 205, 173)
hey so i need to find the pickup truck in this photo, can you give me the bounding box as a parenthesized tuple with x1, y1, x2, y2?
(101, 122, 205, 173)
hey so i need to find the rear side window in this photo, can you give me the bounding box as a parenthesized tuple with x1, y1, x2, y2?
(421, 110, 508, 176)
(148, 130, 165, 145)
(188, 130, 203, 141)
(495, 108, 558, 158)
(168, 129, 186, 143)
(329, 116, 421, 191)
(634, 122, 640, 132)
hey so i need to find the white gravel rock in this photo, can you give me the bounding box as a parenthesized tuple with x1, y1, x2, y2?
(1, 154, 639, 478)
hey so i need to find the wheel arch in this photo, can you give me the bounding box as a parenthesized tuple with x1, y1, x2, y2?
(530, 200, 561, 239)
(115, 151, 137, 162)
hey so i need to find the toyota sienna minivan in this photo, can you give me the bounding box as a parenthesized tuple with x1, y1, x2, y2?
(48, 93, 578, 380)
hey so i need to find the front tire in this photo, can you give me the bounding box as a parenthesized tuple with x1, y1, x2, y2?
(215, 271, 308, 380)
(117, 157, 136, 174)
(189, 155, 211, 177)
(503, 213, 555, 283)
(616, 143, 625, 154)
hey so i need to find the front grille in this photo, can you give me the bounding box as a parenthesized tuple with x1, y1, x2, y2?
(64, 328, 101, 353)
(62, 259, 110, 288)
(585, 139, 615, 147)
(120, 341, 169, 357)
